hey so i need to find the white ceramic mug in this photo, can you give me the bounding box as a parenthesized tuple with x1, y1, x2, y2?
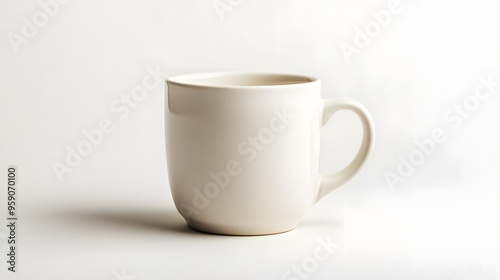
(166, 72, 374, 235)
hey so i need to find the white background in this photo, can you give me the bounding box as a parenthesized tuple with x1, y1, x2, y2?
(1, 0, 500, 279)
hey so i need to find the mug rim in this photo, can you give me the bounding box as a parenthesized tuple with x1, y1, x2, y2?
(166, 72, 319, 90)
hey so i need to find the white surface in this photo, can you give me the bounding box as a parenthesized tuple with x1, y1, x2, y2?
(0, 0, 499, 279)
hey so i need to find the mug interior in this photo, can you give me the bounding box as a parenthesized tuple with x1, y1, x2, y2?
(167, 72, 317, 88)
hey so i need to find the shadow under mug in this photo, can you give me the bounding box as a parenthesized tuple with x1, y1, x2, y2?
(166, 72, 374, 235)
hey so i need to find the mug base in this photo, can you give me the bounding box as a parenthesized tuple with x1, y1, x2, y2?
(187, 221, 297, 236)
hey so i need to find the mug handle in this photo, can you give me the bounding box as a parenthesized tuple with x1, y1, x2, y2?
(316, 97, 375, 202)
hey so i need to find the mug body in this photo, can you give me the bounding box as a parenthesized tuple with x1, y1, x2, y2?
(166, 72, 321, 235)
